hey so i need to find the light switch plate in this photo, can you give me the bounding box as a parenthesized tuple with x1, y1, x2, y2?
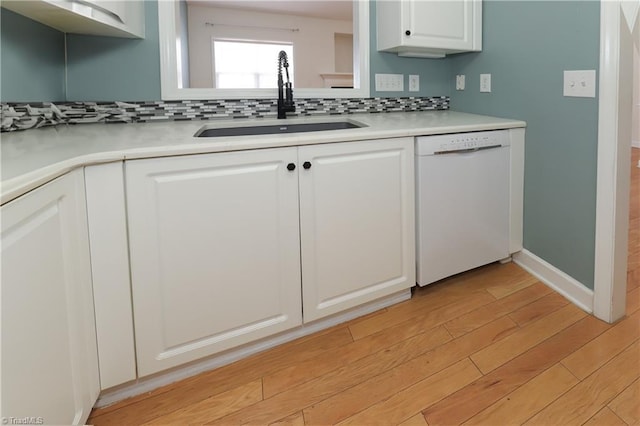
(480, 74, 491, 93)
(456, 75, 465, 90)
(375, 73, 404, 92)
(563, 70, 596, 98)
(409, 75, 420, 92)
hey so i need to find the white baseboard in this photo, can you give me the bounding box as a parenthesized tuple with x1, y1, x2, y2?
(633, 139, 640, 148)
(94, 289, 411, 408)
(513, 249, 594, 313)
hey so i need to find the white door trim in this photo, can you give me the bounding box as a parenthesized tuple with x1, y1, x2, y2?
(593, 0, 638, 323)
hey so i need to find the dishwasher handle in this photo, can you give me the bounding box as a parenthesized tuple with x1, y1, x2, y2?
(433, 144, 503, 155)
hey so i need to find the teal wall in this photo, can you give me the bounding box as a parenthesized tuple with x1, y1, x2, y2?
(449, 1, 600, 289)
(369, 0, 451, 97)
(65, 1, 161, 101)
(0, 9, 66, 102)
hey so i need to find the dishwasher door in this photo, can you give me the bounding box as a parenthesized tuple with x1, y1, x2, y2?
(415, 143, 510, 286)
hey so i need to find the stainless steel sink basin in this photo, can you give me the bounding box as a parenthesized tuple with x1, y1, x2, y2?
(195, 120, 365, 137)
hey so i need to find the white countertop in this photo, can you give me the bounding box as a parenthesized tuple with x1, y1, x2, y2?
(0, 110, 525, 204)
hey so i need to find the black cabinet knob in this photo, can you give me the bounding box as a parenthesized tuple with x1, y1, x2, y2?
(405, 30, 411, 36)
(303, 161, 312, 169)
(287, 163, 296, 171)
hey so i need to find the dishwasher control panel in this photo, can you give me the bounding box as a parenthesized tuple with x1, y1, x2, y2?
(415, 130, 510, 155)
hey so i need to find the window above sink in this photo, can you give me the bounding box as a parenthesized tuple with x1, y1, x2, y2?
(213, 40, 294, 89)
(157, 0, 370, 100)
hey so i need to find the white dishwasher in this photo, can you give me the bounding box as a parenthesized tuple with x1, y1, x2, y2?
(415, 130, 511, 286)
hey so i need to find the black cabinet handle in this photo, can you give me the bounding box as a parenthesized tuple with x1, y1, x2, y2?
(303, 161, 312, 170)
(405, 30, 411, 36)
(287, 163, 296, 171)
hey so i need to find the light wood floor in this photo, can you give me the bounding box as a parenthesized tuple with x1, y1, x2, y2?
(89, 148, 640, 426)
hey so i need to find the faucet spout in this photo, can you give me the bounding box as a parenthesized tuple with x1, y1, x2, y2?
(277, 51, 295, 119)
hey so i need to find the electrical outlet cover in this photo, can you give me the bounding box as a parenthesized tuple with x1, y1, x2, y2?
(375, 73, 404, 92)
(563, 70, 596, 98)
(456, 75, 465, 91)
(409, 75, 420, 92)
(480, 74, 491, 93)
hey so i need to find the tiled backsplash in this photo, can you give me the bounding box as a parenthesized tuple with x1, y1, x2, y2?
(0, 97, 449, 132)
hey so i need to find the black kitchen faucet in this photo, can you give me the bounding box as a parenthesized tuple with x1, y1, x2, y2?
(277, 51, 295, 119)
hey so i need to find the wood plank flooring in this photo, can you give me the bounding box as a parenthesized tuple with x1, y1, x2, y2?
(89, 148, 640, 426)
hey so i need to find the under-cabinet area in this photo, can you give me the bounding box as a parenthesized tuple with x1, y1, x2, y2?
(0, 112, 526, 424)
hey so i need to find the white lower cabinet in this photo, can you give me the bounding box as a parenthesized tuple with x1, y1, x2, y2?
(85, 163, 137, 390)
(126, 138, 415, 376)
(1, 169, 100, 425)
(298, 139, 415, 321)
(126, 148, 303, 376)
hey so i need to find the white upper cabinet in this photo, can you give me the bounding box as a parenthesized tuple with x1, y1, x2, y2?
(1, 0, 144, 38)
(377, 0, 482, 58)
(1, 169, 99, 425)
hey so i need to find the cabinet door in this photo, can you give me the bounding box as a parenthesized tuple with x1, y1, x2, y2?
(126, 148, 302, 376)
(299, 138, 415, 322)
(1, 0, 144, 38)
(1, 170, 99, 425)
(402, 0, 481, 52)
(85, 163, 136, 390)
